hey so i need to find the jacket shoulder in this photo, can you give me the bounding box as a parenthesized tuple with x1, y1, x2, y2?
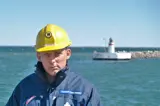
(67, 71, 94, 94)
(18, 73, 36, 86)
(66, 71, 101, 105)
(13, 73, 38, 93)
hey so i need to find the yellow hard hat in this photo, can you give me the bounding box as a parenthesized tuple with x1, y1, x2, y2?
(35, 24, 72, 52)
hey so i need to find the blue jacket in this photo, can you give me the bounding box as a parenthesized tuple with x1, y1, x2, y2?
(6, 62, 101, 106)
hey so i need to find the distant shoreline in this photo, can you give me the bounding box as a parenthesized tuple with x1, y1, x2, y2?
(0, 46, 160, 58)
(0, 45, 160, 48)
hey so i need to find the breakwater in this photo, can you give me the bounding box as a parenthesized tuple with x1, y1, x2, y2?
(131, 51, 160, 58)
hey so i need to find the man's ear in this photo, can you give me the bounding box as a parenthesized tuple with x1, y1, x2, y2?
(36, 52, 41, 61)
(66, 49, 71, 59)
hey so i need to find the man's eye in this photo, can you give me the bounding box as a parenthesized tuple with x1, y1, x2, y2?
(55, 52, 61, 56)
(44, 53, 50, 57)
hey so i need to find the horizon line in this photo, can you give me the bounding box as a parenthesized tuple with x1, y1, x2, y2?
(0, 45, 160, 48)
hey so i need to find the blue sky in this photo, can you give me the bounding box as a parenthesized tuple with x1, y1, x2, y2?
(0, 0, 159, 47)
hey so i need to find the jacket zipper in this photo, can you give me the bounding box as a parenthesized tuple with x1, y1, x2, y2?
(47, 87, 56, 106)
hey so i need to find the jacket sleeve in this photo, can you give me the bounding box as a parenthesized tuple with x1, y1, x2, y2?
(86, 87, 102, 106)
(5, 85, 20, 106)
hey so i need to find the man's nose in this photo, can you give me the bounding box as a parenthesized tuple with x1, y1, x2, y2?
(50, 56, 58, 64)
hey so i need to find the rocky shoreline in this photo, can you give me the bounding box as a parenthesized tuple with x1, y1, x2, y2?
(131, 51, 160, 59)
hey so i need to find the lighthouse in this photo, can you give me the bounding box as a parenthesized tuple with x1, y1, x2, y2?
(108, 38, 115, 53)
(92, 37, 131, 60)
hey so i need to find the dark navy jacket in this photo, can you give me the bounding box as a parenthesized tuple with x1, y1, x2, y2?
(6, 62, 101, 106)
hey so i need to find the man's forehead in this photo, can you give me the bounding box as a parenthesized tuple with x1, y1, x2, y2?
(41, 48, 69, 53)
(43, 50, 62, 53)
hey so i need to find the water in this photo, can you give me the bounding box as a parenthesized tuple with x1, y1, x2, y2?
(0, 46, 160, 106)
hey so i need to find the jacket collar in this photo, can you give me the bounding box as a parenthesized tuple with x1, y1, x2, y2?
(35, 61, 68, 87)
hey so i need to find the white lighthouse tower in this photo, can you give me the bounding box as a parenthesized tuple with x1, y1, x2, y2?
(108, 38, 115, 53)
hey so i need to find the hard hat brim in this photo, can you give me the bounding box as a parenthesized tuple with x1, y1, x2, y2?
(36, 42, 71, 52)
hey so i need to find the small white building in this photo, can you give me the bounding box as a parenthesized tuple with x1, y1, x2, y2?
(92, 38, 132, 60)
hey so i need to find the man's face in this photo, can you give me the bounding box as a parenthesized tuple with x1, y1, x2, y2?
(37, 48, 71, 76)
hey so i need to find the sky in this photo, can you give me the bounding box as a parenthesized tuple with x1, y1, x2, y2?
(0, 0, 159, 47)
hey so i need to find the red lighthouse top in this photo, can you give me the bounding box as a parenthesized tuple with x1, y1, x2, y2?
(108, 38, 114, 46)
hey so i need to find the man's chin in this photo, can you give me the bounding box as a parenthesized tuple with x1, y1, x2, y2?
(50, 70, 60, 76)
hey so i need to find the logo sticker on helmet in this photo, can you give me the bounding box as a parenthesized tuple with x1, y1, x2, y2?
(45, 32, 52, 38)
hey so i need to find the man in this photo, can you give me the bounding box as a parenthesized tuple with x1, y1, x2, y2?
(6, 24, 101, 106)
